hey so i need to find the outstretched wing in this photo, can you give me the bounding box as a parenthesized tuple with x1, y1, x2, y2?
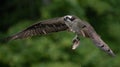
(80, 21, 115, 56)
(6, 17, 68, 41)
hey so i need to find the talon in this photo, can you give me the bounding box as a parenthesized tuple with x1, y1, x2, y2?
(72, 40, 80, 50)
(72, 39, 77, 43)
(72, 35, 80, 50)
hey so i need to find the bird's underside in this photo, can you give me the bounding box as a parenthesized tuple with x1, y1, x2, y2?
(5, 15, 115, 57)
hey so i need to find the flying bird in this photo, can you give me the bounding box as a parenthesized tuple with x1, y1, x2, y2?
(5, 15, 115, 56)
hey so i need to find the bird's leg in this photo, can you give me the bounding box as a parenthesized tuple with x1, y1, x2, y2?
(72, 35, 80, 50)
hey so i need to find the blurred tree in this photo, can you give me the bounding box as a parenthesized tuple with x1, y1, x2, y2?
(0, 0, 120, 67)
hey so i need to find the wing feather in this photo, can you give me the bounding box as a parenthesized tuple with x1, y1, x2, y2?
(6, 17, 68, 41)
(82, 24, 115, 56)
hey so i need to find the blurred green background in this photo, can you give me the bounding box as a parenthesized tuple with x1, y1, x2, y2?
(0, 0, 120, 67)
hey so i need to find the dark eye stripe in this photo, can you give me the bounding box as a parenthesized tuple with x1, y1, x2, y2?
(70, 17, 75, 21)
(64, 17, 69, 21)
(64, 16, 75, 21)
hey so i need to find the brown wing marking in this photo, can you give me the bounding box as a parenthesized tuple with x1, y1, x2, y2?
(82, 26, 115, 56)
(6, 17, 68, 41)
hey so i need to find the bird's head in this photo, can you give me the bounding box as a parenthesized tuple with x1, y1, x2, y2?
(63, 15, 76, 22)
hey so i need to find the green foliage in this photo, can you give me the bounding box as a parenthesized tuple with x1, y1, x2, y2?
(0, 0, 120, 67)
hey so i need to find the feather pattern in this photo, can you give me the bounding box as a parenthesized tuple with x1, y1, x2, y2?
(82, 23, 115, 56)
(6, 17, 68, 41)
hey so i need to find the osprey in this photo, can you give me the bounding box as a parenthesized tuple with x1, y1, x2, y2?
(6, 15, 115, 56)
